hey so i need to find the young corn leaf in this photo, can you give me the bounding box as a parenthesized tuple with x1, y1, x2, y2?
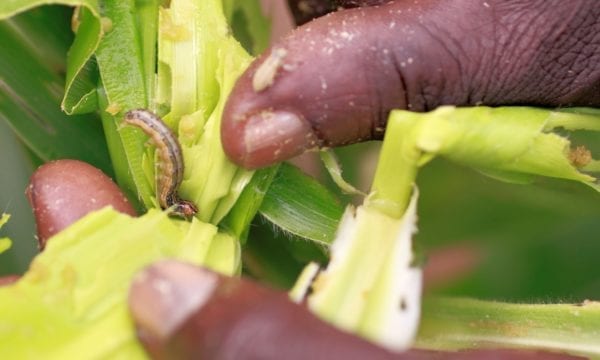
(137, 0, 160, 106)
(260, 163, 345, 246)
(320, 149, 367, 196)
(95, 0, 154, 209)
(392, 106, 600, 191)
(61, 6, 101, 114)
(0, 207, 240, 359)
(221, 165, 280, 241)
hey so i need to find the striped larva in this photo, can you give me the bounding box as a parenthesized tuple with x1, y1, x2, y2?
(252, 47, 288, 92)
(123, 109, 198, 219)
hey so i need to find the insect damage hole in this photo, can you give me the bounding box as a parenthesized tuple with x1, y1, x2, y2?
(252, 47, 288, 92)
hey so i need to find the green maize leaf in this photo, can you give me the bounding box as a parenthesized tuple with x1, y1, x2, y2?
(406, 106, 600, 190)
(96, 0, 148, 113)
(95, 0, 156, 209)
(136, 0, 160, 106)
(369, 106, 600, 218)
(259, 163, 345, 246)
(0, 207, 240, 358)
(367, 106, 600, 220)
(0, 0, 96, 17)
(417, 297, 600, 358)
(0, 0, 104, 115)
(548, 107, 600, 130)
(156, 0, 224, 124)
(320, 149, 367, 196)
(61, 6, 100, 114)
(0, 7, 112, 175)
(221, 165, 280, 242)
(98, 84, 145, 211)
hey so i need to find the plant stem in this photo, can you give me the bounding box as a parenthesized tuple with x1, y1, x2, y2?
(367, 111, 421, 218)
(417, 297, 600, 357)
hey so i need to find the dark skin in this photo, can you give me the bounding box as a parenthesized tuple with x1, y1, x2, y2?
(222, 0, 599, 168)
(22, 0, 599, 357)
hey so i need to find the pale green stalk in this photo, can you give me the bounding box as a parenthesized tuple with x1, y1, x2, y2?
(367, 111, 423, 217)
(293, 111, 424, 351)
(417, 297, 600, 358)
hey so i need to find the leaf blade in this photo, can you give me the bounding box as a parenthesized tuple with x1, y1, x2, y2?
(259, 163, 344, 246)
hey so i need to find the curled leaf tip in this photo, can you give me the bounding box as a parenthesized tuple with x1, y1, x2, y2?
(320, 149, 367, 196)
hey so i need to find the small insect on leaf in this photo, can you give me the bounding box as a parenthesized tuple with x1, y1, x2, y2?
(123, 109, 198, 220)
(252, 47, 288, 92)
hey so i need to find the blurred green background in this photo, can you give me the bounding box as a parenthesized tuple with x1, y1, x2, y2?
(0, 120, 37, 274)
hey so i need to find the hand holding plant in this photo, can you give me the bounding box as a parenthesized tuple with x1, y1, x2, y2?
(0, 0, 599, 358)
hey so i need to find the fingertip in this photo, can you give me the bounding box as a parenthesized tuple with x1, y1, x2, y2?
(27, 159, 136, 249)
(128, 261, 220, 353)
(222, 6, 400, 162)
(222, 108, 318, 169)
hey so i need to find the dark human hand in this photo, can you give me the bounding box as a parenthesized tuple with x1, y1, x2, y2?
(222, 0, 600, 168)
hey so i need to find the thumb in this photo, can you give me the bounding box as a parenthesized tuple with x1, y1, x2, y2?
(128, 260, 400, 359)
(222, 0, 600, 169)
